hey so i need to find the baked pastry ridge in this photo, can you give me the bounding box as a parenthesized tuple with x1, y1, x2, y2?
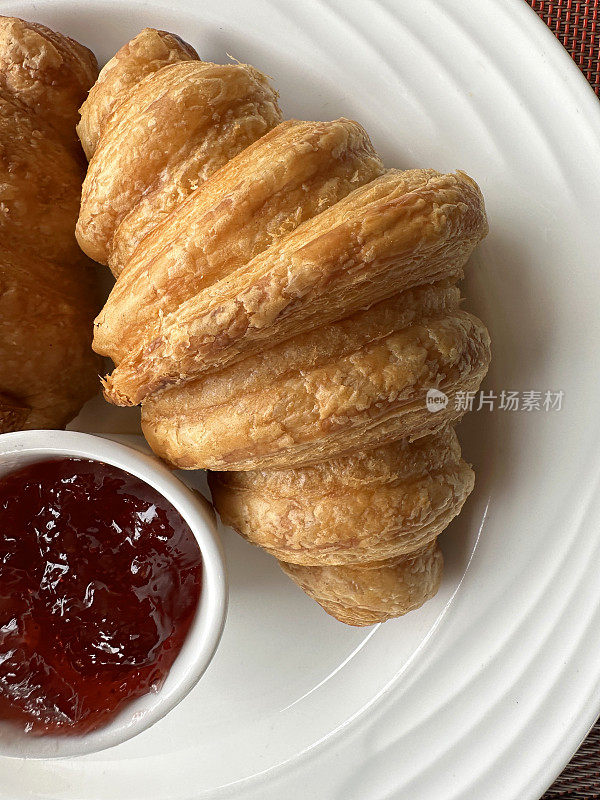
(0, 16, 97, 141)
(77, 57, 283, 271)
(100, 165, 487, 407)
(77, 27, 199, 161)
(208, 427, 474, 566)
(279, 543, 444, 626)
(141, 283, 490, 471)
(208, 421, 472, 626)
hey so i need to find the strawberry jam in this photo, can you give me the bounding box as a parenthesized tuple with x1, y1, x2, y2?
(0, 458, 202, 735)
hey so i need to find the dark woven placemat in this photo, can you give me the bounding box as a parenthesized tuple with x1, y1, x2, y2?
(542, 723, 600, 797)
(529, 0, 600, 94)
(527, 3, 600, 796)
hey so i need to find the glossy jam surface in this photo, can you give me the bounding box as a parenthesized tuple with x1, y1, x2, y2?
(0, 458, 202, 735)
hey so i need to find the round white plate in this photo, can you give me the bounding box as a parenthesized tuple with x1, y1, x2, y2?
(2, 0, 600, 797)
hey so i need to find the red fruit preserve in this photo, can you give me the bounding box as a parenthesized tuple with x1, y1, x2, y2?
(0, 458, 202, 735)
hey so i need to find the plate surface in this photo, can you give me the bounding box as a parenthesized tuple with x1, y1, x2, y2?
(2, 0, 600, 798)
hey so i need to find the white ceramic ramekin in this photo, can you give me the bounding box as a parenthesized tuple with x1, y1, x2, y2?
(0, 430, 227, 759)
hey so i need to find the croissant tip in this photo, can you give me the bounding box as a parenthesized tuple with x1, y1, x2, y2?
(100, 376, 137, 408)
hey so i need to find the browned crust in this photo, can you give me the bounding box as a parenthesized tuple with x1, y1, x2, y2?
(209, 428, 474, 565)
(0, 16, 97, 141)
(77, 27, 199, 160)
(76, 60, 282, 268)
(101, 166, 487, 406)
(0, 15, 101, 432)
(141, 285, 491, 471)
(0, 391, 30, 432)
(280, 542, 444, 626)
(93, 118, 384, 366)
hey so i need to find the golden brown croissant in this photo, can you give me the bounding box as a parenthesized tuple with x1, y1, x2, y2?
(76, 30, 491, 625)
(0, 16, 100, 432)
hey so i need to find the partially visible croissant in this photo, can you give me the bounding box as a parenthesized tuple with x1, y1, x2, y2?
(0, 16, 100, 431)
(76, 30, 491, 625)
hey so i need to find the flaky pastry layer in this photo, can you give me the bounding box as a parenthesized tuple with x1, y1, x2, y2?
(77, 60, 282, 269)
(209, 427, 474, 565)
(100, 165, 487, 405)
(0, 250, 99, 430)
(94, 118, 384, 366)
(142, 283, 490, 470)
(0, 16, 97, 141)
(77, 27, 198, 160)
(0, 92, 87, 264)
